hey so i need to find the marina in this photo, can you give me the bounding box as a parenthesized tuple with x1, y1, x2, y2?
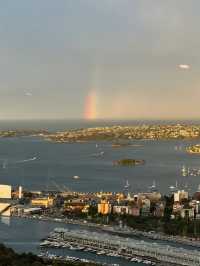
(41, 228, 200, 266)
(38, 252, 119, 266)
(0, 217, 148, 265)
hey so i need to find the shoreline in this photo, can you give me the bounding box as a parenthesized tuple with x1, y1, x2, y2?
(12, 214, 200, 249)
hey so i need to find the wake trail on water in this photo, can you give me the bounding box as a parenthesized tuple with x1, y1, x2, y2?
(16, 157, 37, 163)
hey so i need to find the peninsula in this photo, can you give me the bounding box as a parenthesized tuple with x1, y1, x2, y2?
(44, 124, 200, 143)
(2, 124, 200, 143)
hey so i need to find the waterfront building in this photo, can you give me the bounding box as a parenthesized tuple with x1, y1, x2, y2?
(113, 205, 129, 215)
(193, 185, 200, 201)
(138, 192, 162, 203)
(129, 206, 140, 216)
(0, 184, 12, 199)
(31, 197, 54, 208)
(96, 191, 113, 198)
(12, 186, 23, 199)
(19, 186, 23, 199)
(0, 203, 11, 216)
(180, 208, 195, 219)
(23, 207, 42, 215)
(173, 202, 184, 214)
(81, 204, 90, 213)
(98, 199, 111, 215)
(153, 202, 165, 217)
(174, 190, 188, 202)
(140, 198, 151, 216)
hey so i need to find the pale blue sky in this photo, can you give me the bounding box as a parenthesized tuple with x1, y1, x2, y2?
(0, 1, 199, 119)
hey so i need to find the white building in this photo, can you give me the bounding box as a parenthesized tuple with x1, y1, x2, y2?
(0, 184, 12, 199)
(174, 190, 188, 202)
(113, 206, 129, 215)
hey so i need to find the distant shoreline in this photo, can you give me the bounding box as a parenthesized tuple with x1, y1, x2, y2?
(1, 124, 200, 144)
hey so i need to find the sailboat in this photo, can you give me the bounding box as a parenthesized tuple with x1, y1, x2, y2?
(149, 180, 157, 192)
(124, 180, 130, 190)
(169, 180, 178, 192)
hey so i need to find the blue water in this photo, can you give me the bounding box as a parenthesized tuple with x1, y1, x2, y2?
(0, 118, 200, 131)
(0, 136, 199, 193)
(0, 217, 145, 266)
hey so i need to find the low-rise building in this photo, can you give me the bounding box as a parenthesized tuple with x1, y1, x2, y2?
(98, 199, 112, 215)
(113, 206, 129, 215)
(174, 190, 188, 203)
(173, 202, 183, 214)
(153, 202, 165, 217)
(31, 197, 54, 208)
(0, 185, 12, 199)
(129, 207, 140, 216)
(180, 208, 195, 219)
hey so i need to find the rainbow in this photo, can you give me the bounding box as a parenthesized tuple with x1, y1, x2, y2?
(84, 90, 97, 120)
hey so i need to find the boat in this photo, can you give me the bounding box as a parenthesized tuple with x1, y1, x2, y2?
(69, 246, 79, 250)
(124, 180, 130, 190)
(73, 175, 80, 180)
(96, 250, 106, 255)
(149, 180, 157, 192)
(169, 181, 178, 192)
(91, 151, 105, 157)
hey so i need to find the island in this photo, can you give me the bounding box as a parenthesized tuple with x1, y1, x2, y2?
(113, 158, 145, 166)
(186, 144, 200, 154)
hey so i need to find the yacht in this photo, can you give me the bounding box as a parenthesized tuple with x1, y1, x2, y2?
(73, 175, 80, 179)
(124, 180, 130, 190)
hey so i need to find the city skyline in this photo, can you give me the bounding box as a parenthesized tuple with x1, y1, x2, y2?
(0, 1, 199, 120)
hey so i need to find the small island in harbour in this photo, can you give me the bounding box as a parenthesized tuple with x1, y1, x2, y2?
(113, 158, 145, 166)
(186, 144, 200, 154)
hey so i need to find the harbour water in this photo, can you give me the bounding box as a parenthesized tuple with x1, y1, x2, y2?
(0, 128, 199, 193)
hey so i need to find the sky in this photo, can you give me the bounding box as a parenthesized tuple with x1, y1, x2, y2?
(0, 0, 200, 120)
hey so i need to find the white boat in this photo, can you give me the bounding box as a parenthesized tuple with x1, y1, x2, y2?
(97, 250, 106, 255)
(73, 175, 80, 179)
(124, 180, 130, 189)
